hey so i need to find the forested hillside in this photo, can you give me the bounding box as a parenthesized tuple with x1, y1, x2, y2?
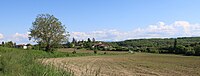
(107, 37, 200, 56)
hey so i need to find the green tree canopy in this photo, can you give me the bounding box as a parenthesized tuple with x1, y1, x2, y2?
(87, 38, 91, 42)
(29, 14, 69, 52)
(72, 37, 77, 44)
(92, 38, 95, 42)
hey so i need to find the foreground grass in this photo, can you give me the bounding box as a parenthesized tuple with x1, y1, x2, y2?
(0, 47, 121, 76)
(43, 53, 200, 76)
(0, 47, 74, 76)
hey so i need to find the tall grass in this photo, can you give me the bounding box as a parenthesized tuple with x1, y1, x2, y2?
(0, 47, 72, 76)
(0, 46, 122, 76)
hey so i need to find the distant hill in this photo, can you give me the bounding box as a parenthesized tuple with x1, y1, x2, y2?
(105, 37, 200, 56)
(110, 37, 200, 48)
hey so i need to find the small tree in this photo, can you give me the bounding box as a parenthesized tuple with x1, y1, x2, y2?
(93, 45, 98, 54)
(4, 41, 14, 48)
(174, 39, 177, 51)
(71, 37, 77, 47)
(185, 47, 195, 56)
(87, 38, 91, 43)
(29, 14, 69, 52)
(92, 38, 95, 42)
(175, 45, 186, 54)
(1, 42, 4, 47)
(194, 45, 200, 56)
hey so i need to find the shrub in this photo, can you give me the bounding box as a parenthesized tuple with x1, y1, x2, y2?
(110, 48, 116, 51)
(72, 50, 76, 54)
(139, 48, 147, 52)
(149, 50, 159, 53)
(121, 47, 129, 51)
(77, 46, 83, 49)
(115, 46, 123, 51)
(128, 50, 134, 54)
(194, 45, 200, 56)
(94, 50, 97, 54)
(156, 46, 174, 54)
(185, 50, 195, 56)
(158, 50, 170, 53)
(146, 48, 159, 53)
(175, 45, 186, 54)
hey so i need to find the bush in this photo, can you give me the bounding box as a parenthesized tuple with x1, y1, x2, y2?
(139, 48, 147, 52)
(115, 46, 123, 51)
(77, 46, 83, 49)
(149, 50, 159, 53)
(158, 50, 170, 53)
(185, 50, 195, 56)
(162, 46, 174, 53)
(94, 50, 97, 54)
(146, 48, 159, 53)
(110, 48, 117, 51)
(175, 45, 186, 54)
(194, 45, 200, 56)
(121, 47, 129, 51)
(72, 50, 76, 54)
(128, 50, 134, 54)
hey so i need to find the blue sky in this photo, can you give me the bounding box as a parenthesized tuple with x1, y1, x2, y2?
(1, 0, 200, 44)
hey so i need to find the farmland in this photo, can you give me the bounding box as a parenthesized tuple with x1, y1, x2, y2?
(1, 1, 200, 76)
(42, 51, 200, 76)
(0, 46, 200, 76)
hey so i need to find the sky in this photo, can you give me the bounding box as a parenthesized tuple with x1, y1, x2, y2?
(1, 0, 200, 44)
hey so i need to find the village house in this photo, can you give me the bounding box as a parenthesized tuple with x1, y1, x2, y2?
(92, 42, 111, 50)
(16, 44, 32, 49)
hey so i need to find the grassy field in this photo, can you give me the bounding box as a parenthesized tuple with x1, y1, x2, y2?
(0, 47, 120, 76)
(42, 52, 200, 76)
(1, 47, 200, 76)
(0, 47, 109, 76)
(0, 47, 76, 76)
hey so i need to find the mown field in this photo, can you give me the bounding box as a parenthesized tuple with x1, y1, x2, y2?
(43, 52, 200, 76)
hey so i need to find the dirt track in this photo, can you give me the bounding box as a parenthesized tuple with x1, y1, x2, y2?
(42, 53, 200, 76)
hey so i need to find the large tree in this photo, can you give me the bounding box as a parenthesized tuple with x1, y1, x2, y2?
(29, 14, 69, 52)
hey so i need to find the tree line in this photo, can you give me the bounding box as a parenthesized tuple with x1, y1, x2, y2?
(107, 37, 200, 56)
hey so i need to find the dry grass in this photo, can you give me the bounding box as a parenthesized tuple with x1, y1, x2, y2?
(42, 52, 200, 76)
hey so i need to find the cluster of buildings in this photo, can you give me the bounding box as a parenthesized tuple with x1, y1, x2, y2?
(0, 42, 32, 50)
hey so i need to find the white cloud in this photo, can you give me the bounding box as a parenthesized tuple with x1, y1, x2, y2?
(13, 33, 28, 38)
(1, 21, 200, 44)
(1, 32, 31, 44)
(12, 32, 31, 44)
(0, 33, 4, 39)
(70, 21, 200, 41)
(174, 21, 191, 36)
(70, 29, 128, 41)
